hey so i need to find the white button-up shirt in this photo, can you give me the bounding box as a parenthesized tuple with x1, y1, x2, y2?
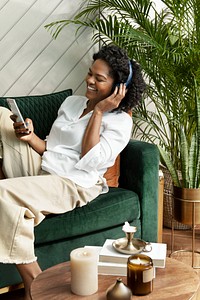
(41, 95, 132, 190)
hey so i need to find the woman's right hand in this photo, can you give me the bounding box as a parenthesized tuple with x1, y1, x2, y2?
(10, 115, 34, 142)
(10, 115, 46, 155)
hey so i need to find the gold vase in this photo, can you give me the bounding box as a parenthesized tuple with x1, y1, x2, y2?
(173, 186, 200, 225)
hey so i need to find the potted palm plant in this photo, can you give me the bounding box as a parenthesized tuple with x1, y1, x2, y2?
(45, 0, 200, 227)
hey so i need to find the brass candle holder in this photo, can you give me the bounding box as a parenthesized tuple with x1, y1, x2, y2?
(112, 222, 152, 255)
(122, 223, 139, 252)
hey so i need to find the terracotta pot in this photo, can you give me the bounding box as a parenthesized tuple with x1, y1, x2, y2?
(173, 186, 200, 225)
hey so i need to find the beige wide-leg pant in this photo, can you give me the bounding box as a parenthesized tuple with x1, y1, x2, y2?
(0, 107, 103, 264)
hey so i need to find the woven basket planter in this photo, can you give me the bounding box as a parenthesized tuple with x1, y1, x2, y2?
(161, 166, 191, 230)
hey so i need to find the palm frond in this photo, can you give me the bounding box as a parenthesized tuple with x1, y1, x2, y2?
(45, 0, 200, 188)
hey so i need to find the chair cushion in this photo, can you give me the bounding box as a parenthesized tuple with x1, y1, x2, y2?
(0, 89, 72, 139)
(34, 187, 140, 245)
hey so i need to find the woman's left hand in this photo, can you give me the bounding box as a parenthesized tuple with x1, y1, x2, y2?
(95, 83, 126, 113)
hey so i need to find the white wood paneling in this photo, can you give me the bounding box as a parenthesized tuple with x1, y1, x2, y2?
(0, 0, 97, 97)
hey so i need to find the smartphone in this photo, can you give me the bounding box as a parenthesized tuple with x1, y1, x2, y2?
(6, 98, 28, 129)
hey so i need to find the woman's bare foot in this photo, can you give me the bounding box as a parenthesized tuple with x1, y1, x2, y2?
(16, 261, 42, 300)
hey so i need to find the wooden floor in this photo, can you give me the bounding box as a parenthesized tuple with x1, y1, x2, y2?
(163, 226, 200, 269)
(1, 227, 200, 300)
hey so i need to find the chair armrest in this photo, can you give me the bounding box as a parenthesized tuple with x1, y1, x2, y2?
(119, 139, 160, 242)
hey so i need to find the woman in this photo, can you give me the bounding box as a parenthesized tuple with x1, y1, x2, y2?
(0, 44, 146, 299)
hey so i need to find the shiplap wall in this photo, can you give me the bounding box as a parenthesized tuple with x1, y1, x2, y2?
(0, 0, 98, 97)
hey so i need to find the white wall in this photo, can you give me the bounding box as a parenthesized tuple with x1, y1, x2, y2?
(0, 0, 98, 97)
(0, 1, 165, 98)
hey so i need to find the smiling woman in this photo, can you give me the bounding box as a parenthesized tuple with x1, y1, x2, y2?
(0, 44, 146, 300)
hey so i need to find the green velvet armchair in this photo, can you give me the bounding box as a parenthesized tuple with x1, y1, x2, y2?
(0, 90, 160, 291)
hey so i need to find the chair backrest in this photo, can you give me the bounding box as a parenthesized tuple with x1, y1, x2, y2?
(0, 89, 72, 140)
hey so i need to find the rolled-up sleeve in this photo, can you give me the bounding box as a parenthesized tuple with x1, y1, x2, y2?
(75, 112, 132, 173)
(75, 143, 101, 172)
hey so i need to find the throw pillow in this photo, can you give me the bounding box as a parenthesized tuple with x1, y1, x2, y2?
(104, 155, 120, 187)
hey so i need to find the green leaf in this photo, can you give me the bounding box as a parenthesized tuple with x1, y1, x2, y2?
(180, 128, 189, 187)
(157, 145, 181, 187)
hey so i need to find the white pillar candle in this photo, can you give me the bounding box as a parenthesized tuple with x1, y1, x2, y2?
(70, 247, 98, 296)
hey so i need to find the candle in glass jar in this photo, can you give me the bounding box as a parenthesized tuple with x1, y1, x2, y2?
(127, 254, 153, 295)
(70, 247, 98, 296)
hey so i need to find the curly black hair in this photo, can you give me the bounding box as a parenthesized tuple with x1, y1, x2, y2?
(93, 44, 146, 113)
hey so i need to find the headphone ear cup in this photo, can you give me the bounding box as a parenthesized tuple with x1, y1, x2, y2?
(125, 61, 133, 87)
(113, 61, 132, 90)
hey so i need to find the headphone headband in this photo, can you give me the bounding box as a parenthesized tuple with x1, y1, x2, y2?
(125, 61, 133, 87)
